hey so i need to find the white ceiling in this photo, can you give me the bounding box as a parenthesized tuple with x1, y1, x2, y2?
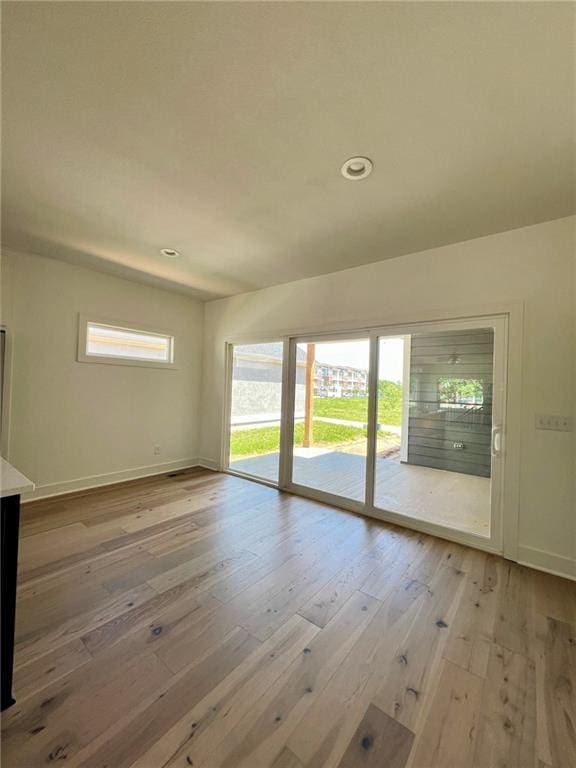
(2, 2, 575, 300)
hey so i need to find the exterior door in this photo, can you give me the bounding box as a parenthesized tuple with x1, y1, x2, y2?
(226, 314, 507, 554)
(368, 316, 506, 552)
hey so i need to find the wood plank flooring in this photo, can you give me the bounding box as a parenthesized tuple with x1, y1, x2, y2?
(230, 451, 490, 536)
(1, 468, 575, 768)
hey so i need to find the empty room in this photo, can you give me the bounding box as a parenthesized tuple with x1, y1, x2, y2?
(1, 2, 575, 767)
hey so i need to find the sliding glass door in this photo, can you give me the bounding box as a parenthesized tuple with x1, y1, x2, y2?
(286, 336, 370, 503)
(226, 316, 506, 551)
(373, 323, 503, 541)
(227, 341, 285, 484)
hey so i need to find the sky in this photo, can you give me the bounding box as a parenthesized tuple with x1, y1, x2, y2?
(304, 337, 405, 383)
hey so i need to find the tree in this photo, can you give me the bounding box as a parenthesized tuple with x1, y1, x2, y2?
(437, 378, 484, 404)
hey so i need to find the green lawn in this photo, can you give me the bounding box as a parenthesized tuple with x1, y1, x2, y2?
(230, 381, 403, 459)
(313, 397, 369, 421)
(313, 388, 402, 426)
(231, 420, 366, 459)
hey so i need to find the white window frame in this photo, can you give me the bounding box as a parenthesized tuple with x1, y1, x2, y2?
(77, 314, 177, 369)
(400, 334, 411, 462)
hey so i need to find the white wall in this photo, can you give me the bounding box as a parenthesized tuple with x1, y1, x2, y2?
(200, 216, 576, 579)
(0, 251, 203, 498)
(2, 219, 574, 578)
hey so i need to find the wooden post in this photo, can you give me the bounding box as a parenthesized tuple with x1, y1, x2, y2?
(303, 343, 315, 448)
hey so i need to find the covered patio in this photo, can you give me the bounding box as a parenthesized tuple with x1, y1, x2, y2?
(230, 449, 490, 537)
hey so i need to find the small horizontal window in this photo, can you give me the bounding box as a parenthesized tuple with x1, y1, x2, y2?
(79, 319, 175, 367)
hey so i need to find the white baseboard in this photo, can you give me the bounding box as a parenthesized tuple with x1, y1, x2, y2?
(517, 544, 576, 581)
(21, 457, 201, 502)
(20, 462, 575, 584)
(197, 457, 221, 471)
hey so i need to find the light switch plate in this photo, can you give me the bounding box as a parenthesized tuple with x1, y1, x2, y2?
(535, 415, 573, 432)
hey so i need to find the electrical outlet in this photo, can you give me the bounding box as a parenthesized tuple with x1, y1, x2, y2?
(535, 415, 573, 432)
(153, 444, 161, 455)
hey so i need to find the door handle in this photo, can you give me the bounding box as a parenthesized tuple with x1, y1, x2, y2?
(491, 425, 503, 458)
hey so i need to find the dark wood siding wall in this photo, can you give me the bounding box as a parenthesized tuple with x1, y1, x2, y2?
(407, 329, 494, 477)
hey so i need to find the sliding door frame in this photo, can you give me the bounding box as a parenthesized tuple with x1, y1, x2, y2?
(222, 338, 289, 489)
(282, 331, 372, 509)
(279, 315, 506, 553)
(222, 303, 522, 559)
(366, 315, 507, 554)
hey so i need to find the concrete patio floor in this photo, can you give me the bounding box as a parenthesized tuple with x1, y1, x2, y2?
(229, 449, 490, 537)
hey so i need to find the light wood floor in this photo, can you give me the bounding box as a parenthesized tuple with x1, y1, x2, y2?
(2, 469, 575, 768)
(231, 451, 490, 535)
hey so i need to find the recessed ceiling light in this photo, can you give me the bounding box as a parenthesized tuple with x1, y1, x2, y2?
(341, 156, 373, 181)
(160, 248, 181, 258)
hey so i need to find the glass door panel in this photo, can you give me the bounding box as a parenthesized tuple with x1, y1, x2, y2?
(225, 317, 505, 553)
(374, 326, 498, 538)
(289, 338, 370, 502)
(228, 342, 284, 484)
